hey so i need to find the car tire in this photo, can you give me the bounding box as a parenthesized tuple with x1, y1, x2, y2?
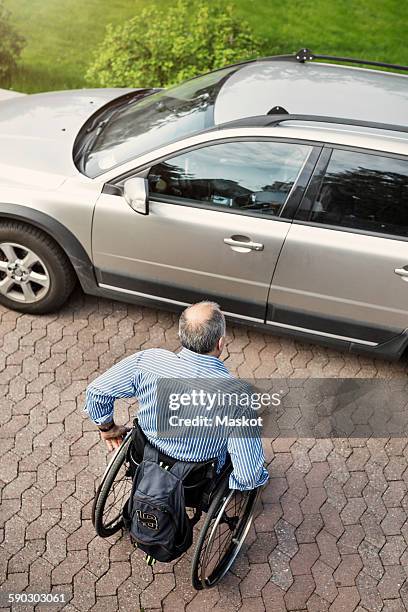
(0, 221, 76, 314)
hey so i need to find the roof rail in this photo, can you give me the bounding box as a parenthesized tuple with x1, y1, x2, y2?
(264, 114, 408, 133)
(295, 48, 408, 73)
(219, 114, 408, 134)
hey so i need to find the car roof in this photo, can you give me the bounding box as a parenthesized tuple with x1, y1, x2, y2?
(209, 113, 408, 156)
(214, 59, 408, 129)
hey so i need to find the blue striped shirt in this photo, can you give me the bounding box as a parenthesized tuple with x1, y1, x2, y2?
(84, 347, 269, 490)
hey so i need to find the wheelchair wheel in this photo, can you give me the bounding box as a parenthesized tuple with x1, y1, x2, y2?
(92, 433, 133, 538)
(191, 479, 259, 589)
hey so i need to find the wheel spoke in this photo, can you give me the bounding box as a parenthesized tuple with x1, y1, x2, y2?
(206, 541, 230, 574)
(103, 475, 130, 521)
(0, 260, 8, 272)
(21, 250, 40, 269)
(104, 492, 121, 515)
(1, 244, 17, 263)
(22, 283, 37, 301)
(205, 525, 234, 569)
(105, 487, 125, 515)
(105, 482, 127, 515)
(28, 271, 49, 287)
(104, 515, 122, 528)
(104, 479, 128, 521)
(0, 277, 15, 294)
(206, 538, 228, 572)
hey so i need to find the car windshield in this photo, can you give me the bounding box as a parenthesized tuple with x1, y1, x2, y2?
(84, 66, 238, 178)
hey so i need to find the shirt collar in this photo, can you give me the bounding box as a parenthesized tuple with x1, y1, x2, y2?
(178, 347, 229, 372)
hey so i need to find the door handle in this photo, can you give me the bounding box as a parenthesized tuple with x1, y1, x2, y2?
(224, 237, 264, 251)
(394, 266, 408, 278)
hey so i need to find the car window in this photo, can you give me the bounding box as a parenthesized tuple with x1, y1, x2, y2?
(306, 149, 408, 237)
(148, 141, 312, 216)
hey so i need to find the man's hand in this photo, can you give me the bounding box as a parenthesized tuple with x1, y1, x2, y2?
(99, 424, 129, 452)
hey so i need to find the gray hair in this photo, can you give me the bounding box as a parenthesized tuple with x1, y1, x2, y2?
(179, 301, 226, 354)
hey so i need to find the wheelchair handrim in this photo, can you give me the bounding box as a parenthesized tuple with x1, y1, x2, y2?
(92, 434, 132, 534)
(99, 431, 132, 484)
(200, 489, 256, 588)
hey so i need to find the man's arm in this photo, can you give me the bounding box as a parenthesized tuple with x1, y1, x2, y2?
(84, 352, 142, 450)
(222, 380, 269, 490)
(227, 434, 269, 491)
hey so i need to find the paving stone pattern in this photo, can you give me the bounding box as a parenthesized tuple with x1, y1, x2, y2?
(1, 290, 408, 611)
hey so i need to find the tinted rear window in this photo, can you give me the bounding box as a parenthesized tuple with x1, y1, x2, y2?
(306, 149, 408, 237)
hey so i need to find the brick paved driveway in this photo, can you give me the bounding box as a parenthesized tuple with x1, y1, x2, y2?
(1, 288, 408, 611)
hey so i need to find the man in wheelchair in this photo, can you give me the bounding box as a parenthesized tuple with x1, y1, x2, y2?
(85, 302, 269, 587)
(85, 301, 268, 490)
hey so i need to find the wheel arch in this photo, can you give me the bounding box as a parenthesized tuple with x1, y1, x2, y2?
(0, 203, 97, 292)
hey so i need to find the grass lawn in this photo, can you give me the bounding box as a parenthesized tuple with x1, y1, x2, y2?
(4, 0, 408, 93)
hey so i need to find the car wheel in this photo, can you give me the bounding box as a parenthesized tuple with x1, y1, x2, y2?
(0, 222, 76, 314)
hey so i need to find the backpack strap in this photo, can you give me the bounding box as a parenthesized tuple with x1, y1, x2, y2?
(169, 459, 201, 481)
(142, 441, 160, 463)
(142, 439, 208, 483)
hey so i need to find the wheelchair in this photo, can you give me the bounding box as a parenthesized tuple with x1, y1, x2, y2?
(92, 429, 260, 589)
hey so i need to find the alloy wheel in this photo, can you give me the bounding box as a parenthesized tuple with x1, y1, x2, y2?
(0, 242, 50, 303)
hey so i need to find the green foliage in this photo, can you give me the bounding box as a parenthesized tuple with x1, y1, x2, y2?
(5, 0, 407, 93)
(0, 0, 24, 86)
(86, 0, 263, 88)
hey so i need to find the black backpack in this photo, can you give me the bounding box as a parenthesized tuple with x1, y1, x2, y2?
(123, 442, 201, 562)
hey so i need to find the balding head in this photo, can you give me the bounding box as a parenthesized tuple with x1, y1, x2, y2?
(179, 301, 226, 355)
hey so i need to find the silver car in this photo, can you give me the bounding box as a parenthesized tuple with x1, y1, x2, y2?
(0, 50, 407, 359)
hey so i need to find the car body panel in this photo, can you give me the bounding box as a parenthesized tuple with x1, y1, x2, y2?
(0, 88, 134, 181)
(93, 192, 292, 319)
(268, 223, 408, 339)
(215, 61, 408, 126)
(0, 177, 100, 261)
(0, 88, 25, 101)
(0, 201, 96, 294)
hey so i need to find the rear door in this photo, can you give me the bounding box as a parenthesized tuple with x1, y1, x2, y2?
(267, 146, 408, 347)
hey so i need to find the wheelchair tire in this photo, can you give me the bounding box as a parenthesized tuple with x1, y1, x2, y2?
(191, 478, 259, 590)
(92, 434, 133, 538)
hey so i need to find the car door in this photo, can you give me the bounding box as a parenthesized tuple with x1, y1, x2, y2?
(267, 146, 408, 347)
(92, 138, 315, 319)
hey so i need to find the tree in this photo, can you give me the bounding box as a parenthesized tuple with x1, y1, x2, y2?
(86, 0, 264, 88)
(0, 1, 24, 87)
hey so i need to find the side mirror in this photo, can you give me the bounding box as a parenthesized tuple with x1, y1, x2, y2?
(123, 177, 149, 215)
